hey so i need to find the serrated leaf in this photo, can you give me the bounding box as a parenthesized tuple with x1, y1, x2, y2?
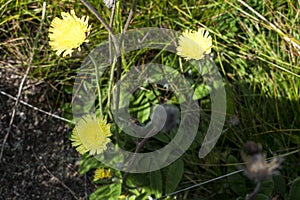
(89, 182, 121, 200)
(165, 159, 184, 194)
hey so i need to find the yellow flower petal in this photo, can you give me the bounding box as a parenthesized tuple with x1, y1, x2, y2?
(176, 28, 212, 60)
(70, 114, 112, 155)
(93, 167, 111, 181)
(48, 10, 91, 57)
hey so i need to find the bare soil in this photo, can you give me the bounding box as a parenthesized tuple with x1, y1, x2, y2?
(0, 67, 96, 200)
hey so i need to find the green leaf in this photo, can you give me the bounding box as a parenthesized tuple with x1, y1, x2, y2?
(288, 177, 300, 200)
(192, 83, 211, 100)
(149, 170, 163, 198)
(127, 173, 149, 188)
(225, 84, 235, 115)
(227, 168, 248, 196)
(272, 175, 286, 197)
(259, 179, 274, 197)
(130, 91, 145, 106)
(226, 155, 248, 196)
(289, 135, 300, 145)
(165, 159, 184, 194)
(135, 193, 148, 200)
(63, 85, 73, 94)
(78, 156, 99, 174)
(145, 91, 157, 102)
(89, 182, 122, 200)
(136, 99, 150, 123)
(154, 132, 170, 143)
(253, 193, 269, 200)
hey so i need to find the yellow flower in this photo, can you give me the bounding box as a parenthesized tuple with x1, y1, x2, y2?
(118, 195, 126, 199)
(93, 167, 111, 181)
(176, 28, 212, 60)
(48, 10, 91, 57)
(70, 114, 112, 155)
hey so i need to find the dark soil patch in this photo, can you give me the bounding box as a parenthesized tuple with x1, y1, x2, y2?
(0, 67, 96, 200)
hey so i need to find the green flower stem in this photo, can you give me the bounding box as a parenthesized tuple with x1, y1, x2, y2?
(81, 0, 122, 113)
(82, 43, 103, 116)
(107, 60, 116, 119)
(80, 0, 120, 55)
(107, 2, 117, 120)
